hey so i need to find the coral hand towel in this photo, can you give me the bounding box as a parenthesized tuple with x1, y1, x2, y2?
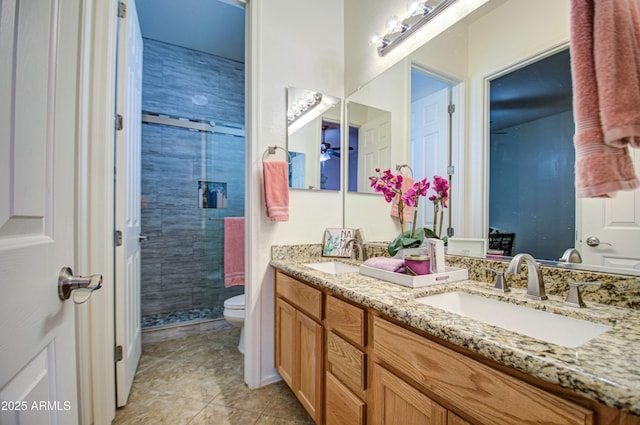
(224, 217, 245, 287)
(263, 161, 290, 221)
(390, 176, 414, 222)
(571, 0, 640, 197)
(593, 0, 640, 147)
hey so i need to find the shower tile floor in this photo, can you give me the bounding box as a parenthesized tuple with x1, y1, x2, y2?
(141, 308, 222, 329)
(113, 328, 314, 425)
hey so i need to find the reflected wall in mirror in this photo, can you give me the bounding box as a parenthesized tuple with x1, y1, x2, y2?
(347, 102, 392, 193)
(489, 48, 574, 260)
(286, 87, 342, 190)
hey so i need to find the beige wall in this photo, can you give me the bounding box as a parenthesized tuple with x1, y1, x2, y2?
(247, 0, 344, 387)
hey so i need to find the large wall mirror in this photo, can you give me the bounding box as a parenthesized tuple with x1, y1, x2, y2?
(286, 87, 342, 190)
(343, 0, 640, 275)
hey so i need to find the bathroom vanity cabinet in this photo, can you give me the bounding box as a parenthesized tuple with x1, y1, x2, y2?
(273, 269, 640, 425)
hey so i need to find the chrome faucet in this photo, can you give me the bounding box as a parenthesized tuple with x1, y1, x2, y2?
(560, 248, 582, 264)
(346, 238, 367, 261)
(506, 253, 548, 300)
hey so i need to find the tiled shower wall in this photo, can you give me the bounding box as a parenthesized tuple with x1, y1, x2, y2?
(140, 39, 245, 327)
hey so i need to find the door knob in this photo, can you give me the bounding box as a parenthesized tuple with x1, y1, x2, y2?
(586, 236, 612, 247)
(139, 233, 150, 242)
(58, 267, 102, 304)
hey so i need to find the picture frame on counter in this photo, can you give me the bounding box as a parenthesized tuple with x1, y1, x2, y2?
(322, 228, 356, 258)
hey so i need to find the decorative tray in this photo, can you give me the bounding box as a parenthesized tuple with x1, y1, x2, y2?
(359, 265, 468, 288)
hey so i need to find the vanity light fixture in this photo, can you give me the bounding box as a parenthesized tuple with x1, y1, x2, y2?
(371, 0, 457, 57)
(287, 92, 323, 125)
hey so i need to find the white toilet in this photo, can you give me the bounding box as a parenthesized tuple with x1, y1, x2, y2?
(223, 294, 245, 353)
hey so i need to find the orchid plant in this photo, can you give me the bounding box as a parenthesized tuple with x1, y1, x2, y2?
(370, 168, 449, 255)
(429, 175, 450, 239)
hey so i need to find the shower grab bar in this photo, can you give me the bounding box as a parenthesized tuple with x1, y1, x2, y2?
(141, 112, 245, 137)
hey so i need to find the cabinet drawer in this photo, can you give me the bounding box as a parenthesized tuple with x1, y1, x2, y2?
(276, 271, 322, 321)
(326, 295, 366, 346)
(327, 331, 366, 392)
(326, 372, 365, 425)
(372, 317, 594, 425)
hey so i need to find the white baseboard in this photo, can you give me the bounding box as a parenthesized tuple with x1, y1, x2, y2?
(259, 372, 282, 388)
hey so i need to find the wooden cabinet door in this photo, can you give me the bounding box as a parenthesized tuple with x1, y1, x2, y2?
(297, 310, 324, 425)
(275, 298, 296, 388)
(372, 363, 447, 425)
(326, 372, 365, 425)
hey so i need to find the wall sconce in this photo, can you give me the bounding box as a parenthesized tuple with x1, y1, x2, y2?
(370, 0, 458, 57)
(287, 92, 323, 125)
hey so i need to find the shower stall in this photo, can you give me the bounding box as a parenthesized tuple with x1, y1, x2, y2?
(140, 38, 245, 331)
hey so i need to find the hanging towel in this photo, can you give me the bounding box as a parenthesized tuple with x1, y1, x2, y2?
(390, 176, 415, 222)
(224, 217, 245, 287)
(263, 161, 290, 221)
(571, 0, 640, 198)
(594, 0, 640, 146)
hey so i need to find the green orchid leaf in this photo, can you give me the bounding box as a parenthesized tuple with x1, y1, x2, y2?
(387, 227, 440, 256)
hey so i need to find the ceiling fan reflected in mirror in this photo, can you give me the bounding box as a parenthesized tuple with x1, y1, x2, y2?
(320, 125, 352, 162)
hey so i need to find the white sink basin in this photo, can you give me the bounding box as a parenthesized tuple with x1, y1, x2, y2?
(304, 261, 359, 274)
(415, 291, 611, 348)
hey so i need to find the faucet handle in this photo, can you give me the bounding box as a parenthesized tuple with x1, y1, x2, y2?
(563, 281, 601, 308)
(482, 267, 510, 293)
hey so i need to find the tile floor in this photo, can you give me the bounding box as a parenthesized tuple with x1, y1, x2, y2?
(113, 328, 314, 425)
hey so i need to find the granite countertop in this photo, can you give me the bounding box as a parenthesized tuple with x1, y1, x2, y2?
(270, 257, 640, 416)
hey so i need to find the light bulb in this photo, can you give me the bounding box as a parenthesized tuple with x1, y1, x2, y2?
(408, 1, 421, 15)
(387, 16, 401, 33)
(369, 33, 384, 47)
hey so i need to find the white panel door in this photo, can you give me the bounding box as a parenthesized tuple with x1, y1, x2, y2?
(357, 115, 391, 192)
(579, 148, 640, 270)
(0, 0, 83, 423)
(115, 0, 143, 407)
(411, 88, 450, 229)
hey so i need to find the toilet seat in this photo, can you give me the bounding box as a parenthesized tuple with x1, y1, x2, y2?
(224, 294, 245, 310)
